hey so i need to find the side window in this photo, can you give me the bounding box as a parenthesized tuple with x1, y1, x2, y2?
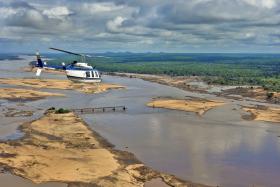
(86, 71, 90, 77)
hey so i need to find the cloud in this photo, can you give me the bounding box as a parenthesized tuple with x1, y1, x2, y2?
(0, 7, 17, 18)
(243, 0, 276, 9)
(43, 6, 73, 19)
(81, 2, 124, 13)
(106, 16, 127, 32)
(0, 0, 280, 52)
(1, 1, 73, 36)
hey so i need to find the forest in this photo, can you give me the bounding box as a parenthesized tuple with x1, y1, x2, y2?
(46, 53, 280, 91)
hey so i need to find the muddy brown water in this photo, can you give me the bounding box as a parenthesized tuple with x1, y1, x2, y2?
(144, 178, 169, 187)
(0, 56, 280, 187)
(0, 173, 67, 187)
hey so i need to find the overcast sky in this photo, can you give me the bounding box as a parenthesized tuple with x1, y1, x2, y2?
(1, 0, 280, 53)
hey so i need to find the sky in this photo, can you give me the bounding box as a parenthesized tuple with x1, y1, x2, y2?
(0, 0, 280, 53)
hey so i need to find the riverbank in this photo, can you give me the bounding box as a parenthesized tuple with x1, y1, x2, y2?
(243, 105, 280, 123)
(107, 72, 280, 104)
(0, 78, 125, 94)
(0, 88, 64, 101)
(108, 72, 206, 92)
(220, 87, 280, 104)
(0, 110, 210, 187)
(147, 97, 225, 115)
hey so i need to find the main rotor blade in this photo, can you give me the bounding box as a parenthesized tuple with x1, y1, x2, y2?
(49, 47, 82, 56)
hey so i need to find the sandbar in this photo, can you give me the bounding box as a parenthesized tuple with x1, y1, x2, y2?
(0, 111, 210, 187)
(0, 88, 64, 101)
(222, 87, 280, 104)
(0, 78, 125, 94)
(243, 106, 280, 123)
(109, 73, 280, 104)
(147, 97, 225, 115)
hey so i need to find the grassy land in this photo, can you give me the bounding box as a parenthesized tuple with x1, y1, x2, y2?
(46, 53, 280, 91)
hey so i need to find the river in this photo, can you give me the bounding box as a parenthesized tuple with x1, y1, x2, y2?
(0, 55, 279, 187)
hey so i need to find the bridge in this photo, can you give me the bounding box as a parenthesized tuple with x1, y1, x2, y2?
(72, 106, 127, 114)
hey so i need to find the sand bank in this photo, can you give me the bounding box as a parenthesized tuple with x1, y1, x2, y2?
(243, 105, 280, 123)
(4, 107, 33, 117)
(0, 111, 210, 187)
(109, 73, 280, 104)
(0, 78, 124, 94)
(221, 87, 280, 104)
(147, 97, 225, 115)
(109, 72, 206, 92)
(0, 88, 64, 101)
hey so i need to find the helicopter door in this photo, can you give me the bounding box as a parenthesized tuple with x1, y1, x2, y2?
(86, 71, 91, 78)
(93, 71, 97, 78)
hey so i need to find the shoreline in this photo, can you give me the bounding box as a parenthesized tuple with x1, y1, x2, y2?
(106, 72, 280, 105)
(0, 78, 125, 94)
(0, 88, 64, 101)
(110, 72, 280, 123)
(0, 110, 211, 187)
(242, 105, 280, 123)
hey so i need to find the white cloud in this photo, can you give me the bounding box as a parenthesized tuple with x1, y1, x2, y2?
(1, 0, 280, 52)
(245, 32, 255, 38)
(82, 2, 124, 14)
(139, 39, 154, 44)
(43, 6, 72, 19)
(0, 7, 17, 18)
(242, 0, 276, 9)
(106, 16, 126, 32)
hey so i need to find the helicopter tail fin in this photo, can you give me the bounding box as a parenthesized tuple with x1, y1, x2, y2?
(36, 51, 43, 68)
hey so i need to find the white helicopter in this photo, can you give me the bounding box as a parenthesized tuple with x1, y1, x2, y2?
(35, 48, 101, 83)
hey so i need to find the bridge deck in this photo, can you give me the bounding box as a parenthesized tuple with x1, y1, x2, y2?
(72, 106, 126, 114)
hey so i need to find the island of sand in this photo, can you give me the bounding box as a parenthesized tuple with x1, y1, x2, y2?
(147, 97, 225, 115)
(221, 87, 280, 104)
(0, 88, 64, 101)
(242, 105, 280, 123)
(0, 110, 210, 187)
(0, 78, 124, 94)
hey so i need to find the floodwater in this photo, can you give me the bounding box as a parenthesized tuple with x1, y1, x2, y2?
(0, 173, 66, 187)
(81, 77, 280, 187)
(0, 56, 280, 187)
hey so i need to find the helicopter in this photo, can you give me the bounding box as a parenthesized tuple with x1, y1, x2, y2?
(35, 48, 101, 83)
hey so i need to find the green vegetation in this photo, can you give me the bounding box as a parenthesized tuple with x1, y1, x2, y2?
(55, 108, 70, 114)
(266, 92, 274, 99)
(47, 107, 56, 111)
(46, 53, 280, 91)
(46, 107, 70, 114)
